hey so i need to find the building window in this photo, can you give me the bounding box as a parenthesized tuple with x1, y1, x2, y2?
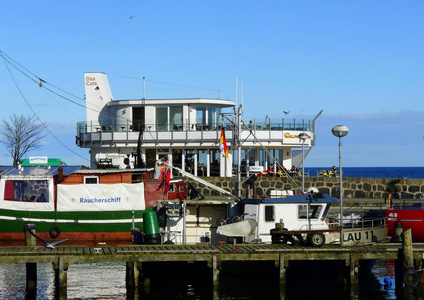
(84, 176, 99, 184)
(156, 107, 168, 131)
(196, 107, 206, 125)
(170, 106, 183, 130)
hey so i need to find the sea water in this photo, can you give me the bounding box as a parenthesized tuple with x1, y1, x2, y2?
(0, 260, 403, 299)
(306, 167, 424, 179)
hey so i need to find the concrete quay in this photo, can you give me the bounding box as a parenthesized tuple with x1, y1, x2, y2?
(186, 176, 424, 200)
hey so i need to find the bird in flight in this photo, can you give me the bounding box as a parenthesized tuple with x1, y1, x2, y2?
(130, 16, 135, 19)
(283, 111, 290, 115)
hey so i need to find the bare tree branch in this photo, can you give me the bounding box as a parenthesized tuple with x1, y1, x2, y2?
(0, 114, 46, 165)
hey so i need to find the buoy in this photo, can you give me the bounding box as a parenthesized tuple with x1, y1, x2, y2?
(384, 276, 392, 286)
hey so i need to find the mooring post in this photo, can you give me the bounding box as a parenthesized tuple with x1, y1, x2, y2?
(126, 260, 140, 298)
(349, 253, 359, 285)
(54, 257, 68, 300)
(24, 223, 37, 292)
(349, 254, 359, 298)
(402, 228, 414, 269)
(212, 254, 219, 299)
(401, 228, 418, 287)
(279, 253, 287, 299)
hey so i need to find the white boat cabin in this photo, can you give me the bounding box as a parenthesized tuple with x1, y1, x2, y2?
(240, 194, 337, 243)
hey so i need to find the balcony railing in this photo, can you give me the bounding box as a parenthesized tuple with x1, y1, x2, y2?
(78, 118, 313, 134)
(76, 119, 314, 147)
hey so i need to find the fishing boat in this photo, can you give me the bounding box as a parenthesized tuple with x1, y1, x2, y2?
(0, 163, 187, 245)
(155, 187, 387, 246)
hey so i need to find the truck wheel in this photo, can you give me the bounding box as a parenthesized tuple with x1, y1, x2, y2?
(307, 232, 325, 247)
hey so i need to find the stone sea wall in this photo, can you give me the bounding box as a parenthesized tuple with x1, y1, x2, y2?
(185, 176, 424, 200)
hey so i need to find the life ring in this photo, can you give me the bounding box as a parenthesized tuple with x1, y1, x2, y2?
(403, 269, 418, 287)
(49, 226, 61, 239)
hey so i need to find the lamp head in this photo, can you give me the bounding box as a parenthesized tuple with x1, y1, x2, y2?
(298, 132, 308, 140)
(332, 125, 349, 138)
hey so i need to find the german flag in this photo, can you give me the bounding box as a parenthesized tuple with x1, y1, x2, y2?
(219, 129, 229, 158)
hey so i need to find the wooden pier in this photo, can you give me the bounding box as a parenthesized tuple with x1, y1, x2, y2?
(0, 242, 422, 299)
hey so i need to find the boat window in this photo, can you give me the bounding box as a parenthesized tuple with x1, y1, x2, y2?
(264, 205, 274, 222)
(298, 205, 308, 219)
(84, 176, 99, 184)
(309, 205, 323, 219)
(3, 179, 49, 203)
(168, 184, 175, 193)
(298, 204, 323, 220)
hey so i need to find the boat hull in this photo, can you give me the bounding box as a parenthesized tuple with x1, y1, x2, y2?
(387, 208, 424, 242)
(0, 208, 145, 245)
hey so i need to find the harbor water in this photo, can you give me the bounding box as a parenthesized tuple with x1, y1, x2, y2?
(0, 259, 405, 299)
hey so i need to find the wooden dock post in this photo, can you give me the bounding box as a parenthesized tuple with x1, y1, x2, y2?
(279, 253, 287, 299)
(349, 253, 359, 285)
(53, 257, 68, 300)
(212, 254, 219, 299)
(401, 228, 418, 287)
(402, 228, 414, 269)
(24, 223, 37, 292)
(349, 254, 359, 298)
(126, 260, 140, 298)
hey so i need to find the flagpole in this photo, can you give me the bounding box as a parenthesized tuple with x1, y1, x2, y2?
(237, 105, 242, 200)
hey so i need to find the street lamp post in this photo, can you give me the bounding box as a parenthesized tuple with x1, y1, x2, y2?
(332, 125, 349, 246)
(298, 132, 309, 194)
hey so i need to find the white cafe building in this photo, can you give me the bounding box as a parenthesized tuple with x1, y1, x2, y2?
(76, 72, 319, 177)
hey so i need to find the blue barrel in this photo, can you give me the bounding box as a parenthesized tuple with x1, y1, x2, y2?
(143, 211, 161, 244)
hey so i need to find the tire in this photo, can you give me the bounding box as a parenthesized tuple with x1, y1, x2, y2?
(288, 234, 303, 246)
(403, 269, 418, 287)
(230, 215, 241, 223)
(49, 226, 61, 239)
(216, 218, 227, 227)
(307, 232, 325, 247)
(270, 229, 288, 244)
(271, 234, 288, 244)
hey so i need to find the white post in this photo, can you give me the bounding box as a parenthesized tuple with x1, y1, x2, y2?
(332, 125, 349, 247)
(339, 136, 344, 246)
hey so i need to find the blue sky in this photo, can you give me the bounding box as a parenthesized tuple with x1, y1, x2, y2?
(0, 1, 423, 167)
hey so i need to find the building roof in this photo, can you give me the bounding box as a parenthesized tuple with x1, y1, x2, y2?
(0, 166, 84, 176)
